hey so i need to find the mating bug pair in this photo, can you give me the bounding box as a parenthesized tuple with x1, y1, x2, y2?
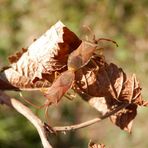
(21, 32, 118, 123)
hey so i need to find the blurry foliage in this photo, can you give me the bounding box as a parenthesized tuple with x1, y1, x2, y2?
(0, 0, 148, 148)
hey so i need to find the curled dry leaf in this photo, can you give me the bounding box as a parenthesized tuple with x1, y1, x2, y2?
(0, 21, 81, 90)
(8, 47, 28, 64)
(110, 103, 137, 132)
(74, 55, 146, 132)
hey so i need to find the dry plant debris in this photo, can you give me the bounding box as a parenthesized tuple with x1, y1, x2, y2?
(0, 21, 147, 147)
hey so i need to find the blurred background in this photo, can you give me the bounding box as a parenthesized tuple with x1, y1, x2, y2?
(0, 0, 148, 148)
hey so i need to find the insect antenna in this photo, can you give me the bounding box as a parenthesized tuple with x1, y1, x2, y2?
(83, 25, 118, 47)
(95, 38, 118, 47)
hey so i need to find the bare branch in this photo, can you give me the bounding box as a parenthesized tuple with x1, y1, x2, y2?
(0, 91, 52, 148)
(53, 103, 129, 132)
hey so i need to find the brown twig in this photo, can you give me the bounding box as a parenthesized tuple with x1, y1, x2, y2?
(0, 90, 130, 146)
(0, 91, 52, 148)
(53, 103, 129, 132)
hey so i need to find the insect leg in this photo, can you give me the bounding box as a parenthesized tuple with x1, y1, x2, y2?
(19, 92, 45, 109)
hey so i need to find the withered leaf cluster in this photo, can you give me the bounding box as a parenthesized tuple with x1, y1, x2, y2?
(0, 21, 147, 132)
(74, 55, 145, 132)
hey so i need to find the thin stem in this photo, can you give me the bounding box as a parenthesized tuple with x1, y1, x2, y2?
(52, 103, 129, 132)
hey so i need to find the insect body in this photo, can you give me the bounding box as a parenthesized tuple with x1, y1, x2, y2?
(43, 37, 118, 107)
(43, 70, 75, 105)
(41, 41, 98, 121)
(22, 36, 118, 123)
(43, 40, 98, 106)
(67, 41, 97, 71)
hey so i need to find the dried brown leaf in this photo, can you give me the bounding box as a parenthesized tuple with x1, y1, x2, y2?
(110, 103, 137, 132)
(74, 55, 146, 132)
(0, 21, 81, 90)
(8, 48, 27, 63)
(75, 56, 124, 99)
(88, 97, 109, 115)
